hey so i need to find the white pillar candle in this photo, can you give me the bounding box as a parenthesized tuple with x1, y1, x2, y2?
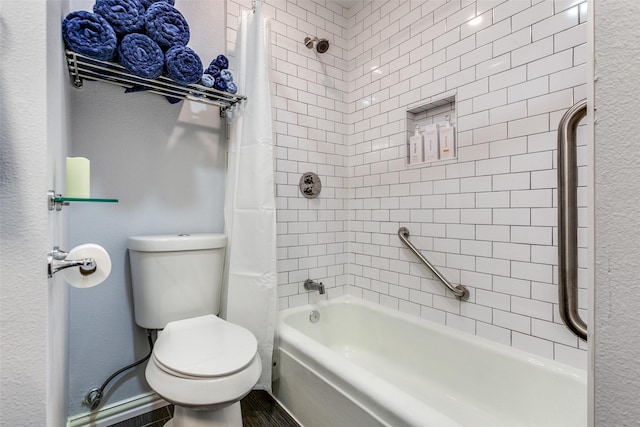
(66, 157, 90, 198)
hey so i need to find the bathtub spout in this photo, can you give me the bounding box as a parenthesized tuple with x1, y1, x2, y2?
(304, 279, 325, 295)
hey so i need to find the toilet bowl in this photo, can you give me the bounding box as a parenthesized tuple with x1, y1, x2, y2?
(127, 233, 262, 427)
(147, 315, 262, 427)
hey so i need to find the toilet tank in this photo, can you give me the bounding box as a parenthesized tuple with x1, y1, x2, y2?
(127, 233, 227, 329)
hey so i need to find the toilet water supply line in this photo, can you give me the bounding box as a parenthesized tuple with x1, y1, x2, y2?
(83, 329, 154, 410)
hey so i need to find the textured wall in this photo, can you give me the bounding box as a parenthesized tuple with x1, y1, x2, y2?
(0, 1, 50, 425)
(594, 0, 640, 424)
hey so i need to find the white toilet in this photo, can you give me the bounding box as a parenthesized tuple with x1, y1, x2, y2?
(127, 233, 261, 427)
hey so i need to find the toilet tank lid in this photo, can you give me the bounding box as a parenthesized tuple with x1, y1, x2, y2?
(127, 233, 227, 252)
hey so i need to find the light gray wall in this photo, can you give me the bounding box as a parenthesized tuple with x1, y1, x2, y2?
(594, 0, 640, 424)
(65, 0, 227, 417)
(0, 1, 50, 425)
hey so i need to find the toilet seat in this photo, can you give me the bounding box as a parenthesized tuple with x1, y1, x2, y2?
(146, 349, 262, 408)
(145, 315, 262, 408)
(153, 315, 258, 379)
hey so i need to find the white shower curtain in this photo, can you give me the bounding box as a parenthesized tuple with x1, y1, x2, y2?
(223, 2, 277, 390)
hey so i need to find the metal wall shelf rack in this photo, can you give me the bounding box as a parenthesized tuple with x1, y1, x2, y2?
(65, 50, 246, 116)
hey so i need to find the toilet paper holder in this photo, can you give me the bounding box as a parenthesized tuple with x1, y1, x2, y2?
(47, 247, 97, 278)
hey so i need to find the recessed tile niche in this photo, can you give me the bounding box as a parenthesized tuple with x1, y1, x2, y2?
(405, 92, 457, 167)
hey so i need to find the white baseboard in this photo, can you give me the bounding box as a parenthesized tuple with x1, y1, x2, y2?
(67, 392, 169, 427)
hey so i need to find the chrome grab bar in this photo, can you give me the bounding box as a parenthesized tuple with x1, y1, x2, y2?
(557, 99, 588, 341)
(398, 227, 469, 300)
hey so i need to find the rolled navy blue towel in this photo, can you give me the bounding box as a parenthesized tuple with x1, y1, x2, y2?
(212, 54, 228, 70)
(140, 0, 174, 9)
(145, 2, 190, 50)
(62, 11, 117, 61)
(226, 81, 238, 94)
(219, 69, 233, 82)
(118, 33, 164, 79)
(205, 64, 220, 78)
(165, 45, 203, 86)
(213, 77, 227, 92)
(93, 0, 145, 35)
(200, 73, 215, 88)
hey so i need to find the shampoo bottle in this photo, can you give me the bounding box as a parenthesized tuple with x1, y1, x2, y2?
(439, 115, 456, 160)
(424, 123, 439, 162)
(409, 124, 424, 165)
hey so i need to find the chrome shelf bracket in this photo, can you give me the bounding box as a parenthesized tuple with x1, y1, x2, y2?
(48, 191, 68, 211)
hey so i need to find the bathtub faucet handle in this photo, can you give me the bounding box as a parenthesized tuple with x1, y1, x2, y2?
(304, 279, 325, 295)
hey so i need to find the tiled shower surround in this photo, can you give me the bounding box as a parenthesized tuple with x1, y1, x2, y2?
(227, 0, 588, 369)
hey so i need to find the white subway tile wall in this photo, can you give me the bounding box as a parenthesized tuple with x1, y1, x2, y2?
(227, 0, 351, 308)
(347, 0, 588, 369)
(226, 0, 588, 369)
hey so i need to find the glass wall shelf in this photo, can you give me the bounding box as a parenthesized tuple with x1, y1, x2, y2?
(48, 191, 118, 211)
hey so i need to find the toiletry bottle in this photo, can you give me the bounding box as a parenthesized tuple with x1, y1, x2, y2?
(439, 115, 455, 160)
(424, 123, 439, 162)
(409, 123, 424, 165)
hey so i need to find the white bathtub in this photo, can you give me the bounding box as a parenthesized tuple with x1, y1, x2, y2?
(273, 296, 586, 427)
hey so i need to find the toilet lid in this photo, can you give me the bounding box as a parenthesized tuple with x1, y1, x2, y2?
(153, 315, 258, 378)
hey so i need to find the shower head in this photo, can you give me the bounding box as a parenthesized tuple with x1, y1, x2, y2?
(316, 39, 330, 53)
(304, 36, 330, 54)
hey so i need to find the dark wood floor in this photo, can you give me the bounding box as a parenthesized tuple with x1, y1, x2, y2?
(241, 390, 300, 427)
(108, 390, 300, 427)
